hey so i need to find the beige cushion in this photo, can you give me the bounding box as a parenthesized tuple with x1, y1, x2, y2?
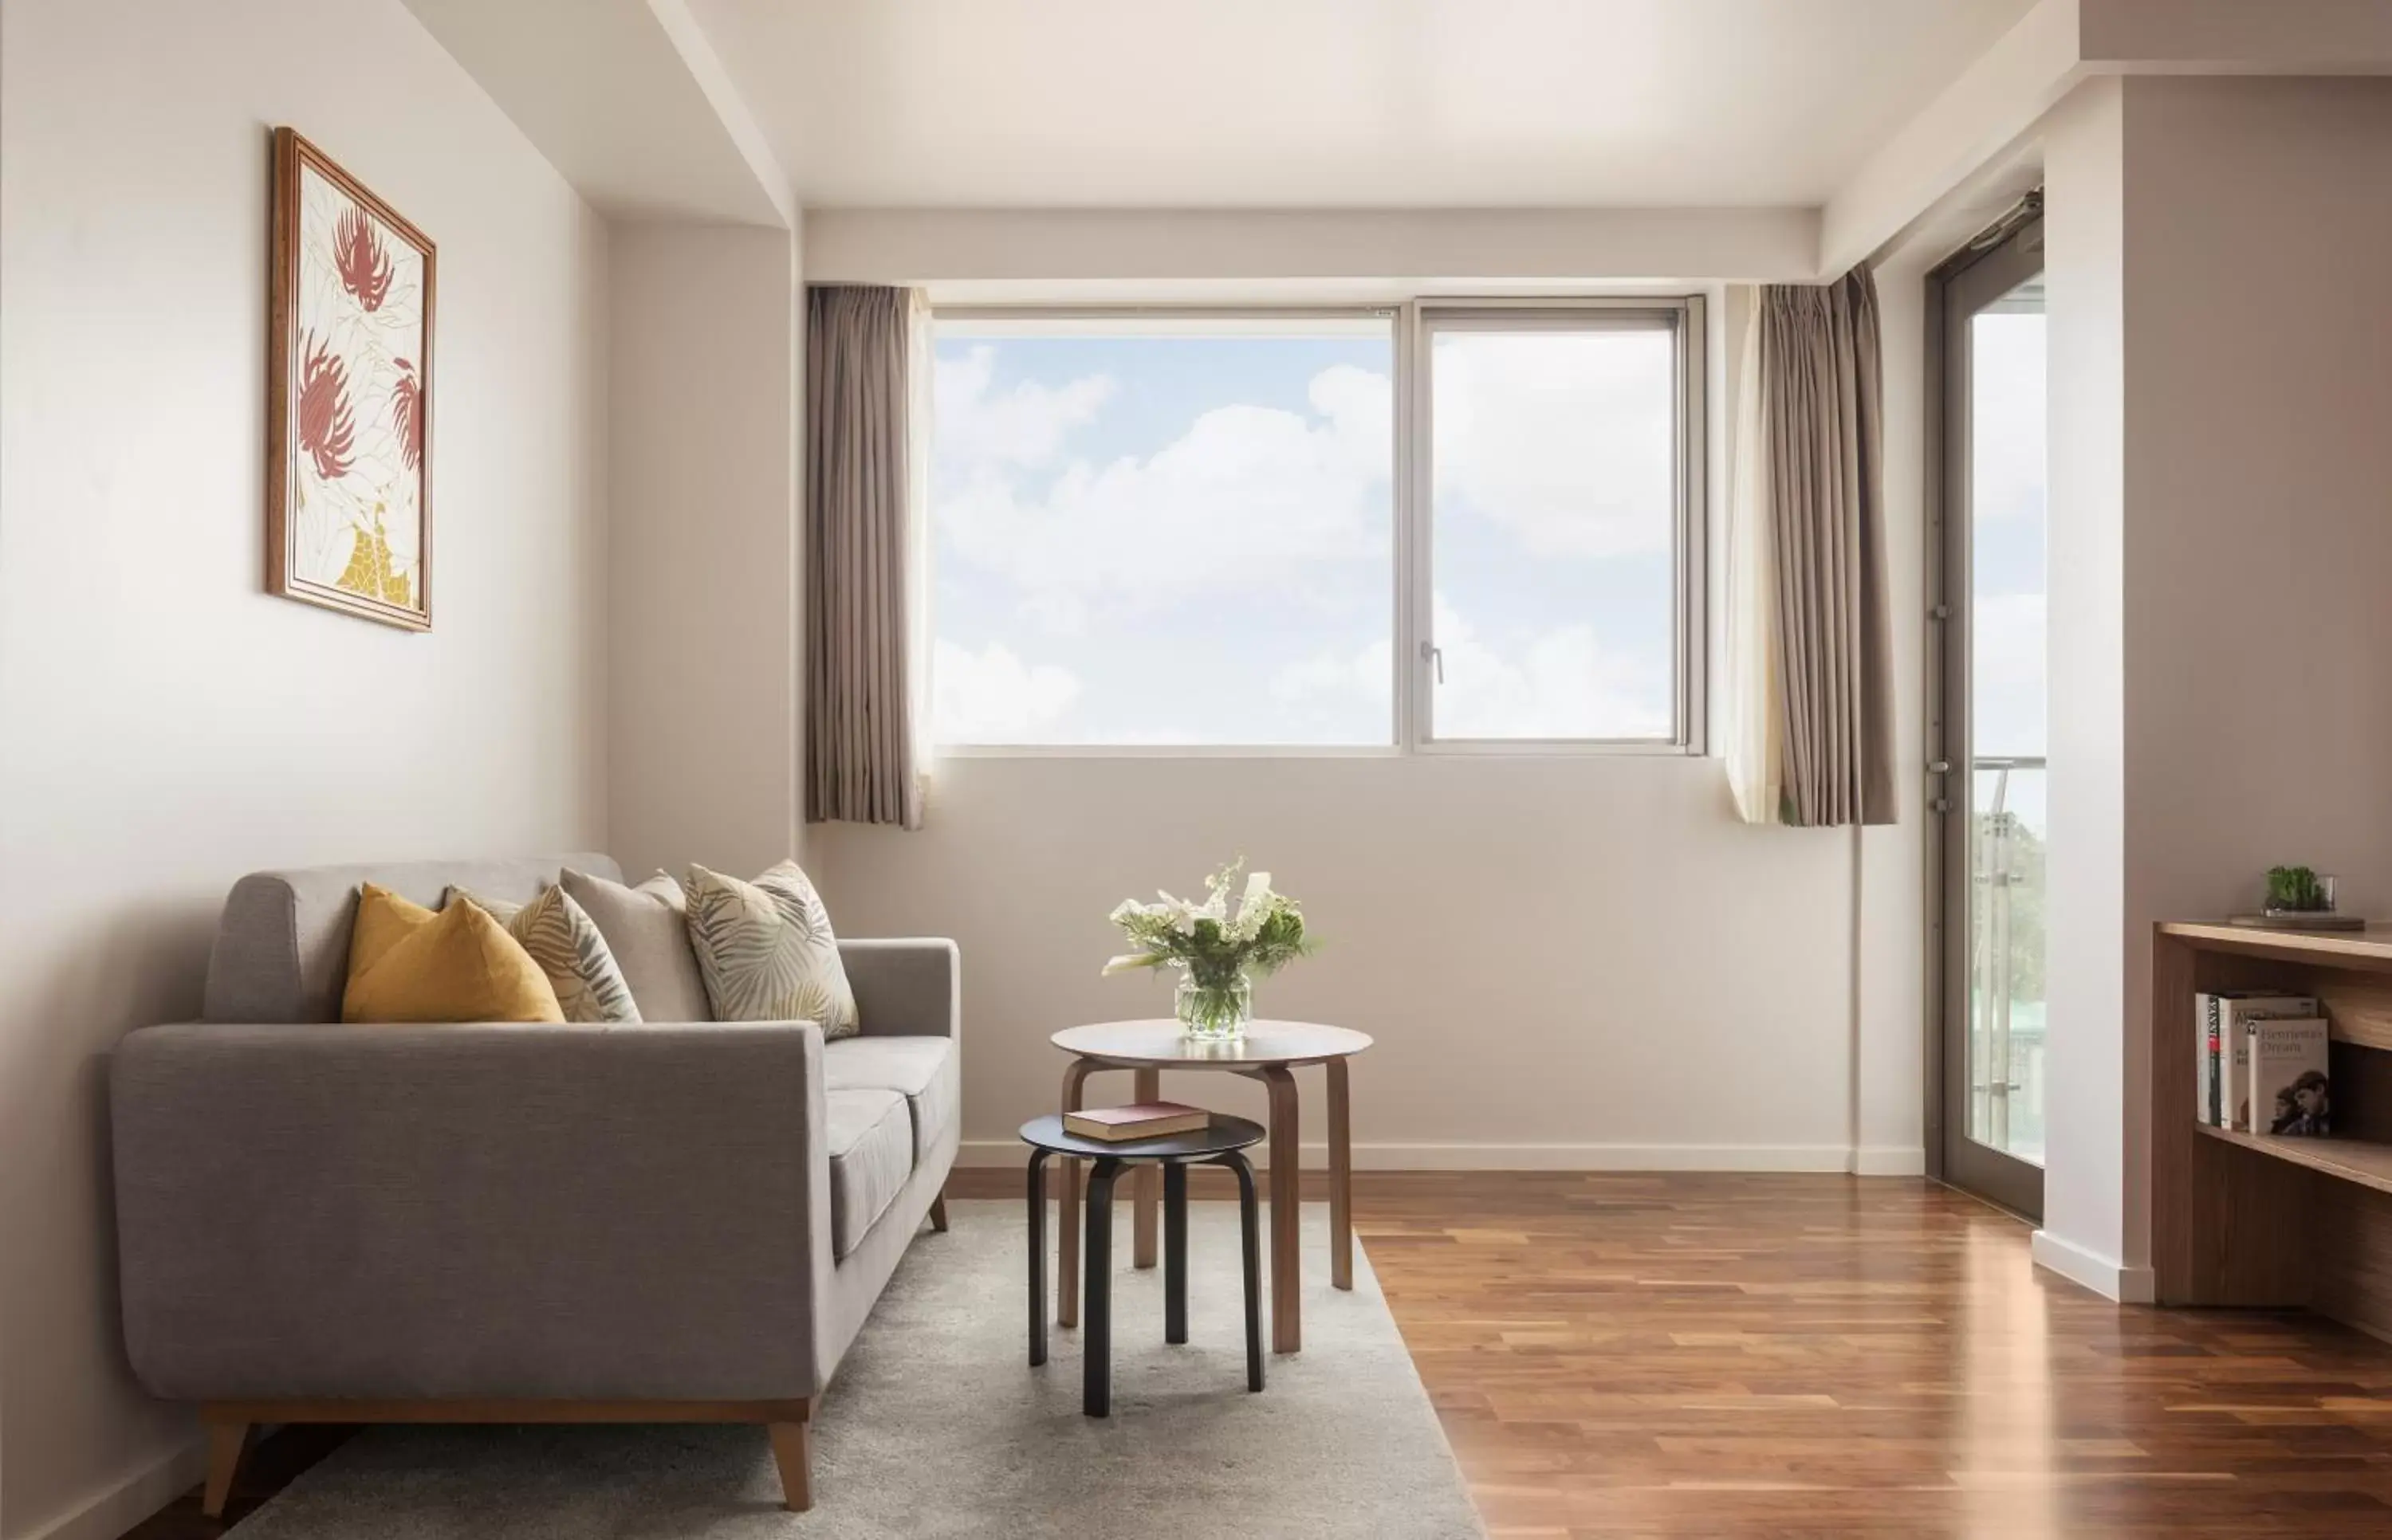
(559, 868, 711, 1023)
(447, 884, 641, 1025)
(824, 1087, 912, 1259)
(683, 862, 859, 1038)
(824, 1036, 957, 1164)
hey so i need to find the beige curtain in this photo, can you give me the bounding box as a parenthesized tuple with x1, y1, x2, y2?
(806, 284, 925, 829)
(1737, 268, 1895, 827)
(1723, 293, 1782, 823)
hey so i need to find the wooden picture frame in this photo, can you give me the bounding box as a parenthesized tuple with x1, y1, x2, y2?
(266, 128, 436, 631)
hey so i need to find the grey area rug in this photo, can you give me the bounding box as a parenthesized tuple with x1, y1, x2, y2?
(231, 1201, 1484, 1539)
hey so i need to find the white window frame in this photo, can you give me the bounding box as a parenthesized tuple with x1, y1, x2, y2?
(1408, 298, 1707, 756)
(928, 297, 1705, 758)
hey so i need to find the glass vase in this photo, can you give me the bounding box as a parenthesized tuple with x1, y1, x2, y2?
(1175, 973, 1253, 1040)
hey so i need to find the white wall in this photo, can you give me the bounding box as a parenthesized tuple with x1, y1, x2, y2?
(2036, 77, 2133, 1297)
(2114, 73, 2392, 1269)
(814, 757, 1885, 1168)
(807, 217, 1931, 1177)
(0, 1, 609, 1534)
(608, 222, 805, 879)
(805, 208, 1822, 288)
(1858, 249, 1936, 1173)
(2035, 74, 2392, 1294)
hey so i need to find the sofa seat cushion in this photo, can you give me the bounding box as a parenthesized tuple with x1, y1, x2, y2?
(824, 1087, 913, 1259)
(823, 1036, 957, 1163)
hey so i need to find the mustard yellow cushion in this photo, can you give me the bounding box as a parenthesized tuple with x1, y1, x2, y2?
(340, 883, 565, 1024)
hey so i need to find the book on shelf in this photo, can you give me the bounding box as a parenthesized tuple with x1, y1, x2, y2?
(1064, 1102, 1212, 1141)
(2249, 1016, 2331, 1137)
(2196, 992, 2319, 1130)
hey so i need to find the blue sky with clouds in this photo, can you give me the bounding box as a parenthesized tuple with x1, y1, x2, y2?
(1969, 307, 2048, 835)
(929, 320, 1682, 746)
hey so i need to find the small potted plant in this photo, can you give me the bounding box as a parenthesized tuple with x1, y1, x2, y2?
(1104, 860, 1315, 1040)
(2232, 865, 2362, 930)
(2266, 866, 2334, 917)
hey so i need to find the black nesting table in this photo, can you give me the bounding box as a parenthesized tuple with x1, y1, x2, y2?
(1020, 1113, 1266, 1416)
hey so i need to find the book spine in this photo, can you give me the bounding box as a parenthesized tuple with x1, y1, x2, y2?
(2202, 994, 2223, 1126)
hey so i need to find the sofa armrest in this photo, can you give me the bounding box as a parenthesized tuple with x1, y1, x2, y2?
(111, 1020, 832, 1403)
(840, 938, 959, 1041)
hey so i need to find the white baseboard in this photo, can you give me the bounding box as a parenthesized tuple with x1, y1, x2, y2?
(1850, 1145, 1929, 1177)
(20, 1435, 201, 1540)
(2031, 1228, 2156, 1303)
(960, 1139, 1930, 1174)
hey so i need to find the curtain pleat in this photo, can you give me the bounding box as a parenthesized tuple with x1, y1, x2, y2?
(805, 285, 924, 829)
(1753, 268, 1894, 827)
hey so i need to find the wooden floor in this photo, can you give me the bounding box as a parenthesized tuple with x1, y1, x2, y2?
(1344, 1173, 2392, 1538)
(123, 1173, 2392, 1538)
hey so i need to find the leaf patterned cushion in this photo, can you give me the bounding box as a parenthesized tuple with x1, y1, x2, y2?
(446, 883, 642, 1025)
(683, 861, 859, 1037)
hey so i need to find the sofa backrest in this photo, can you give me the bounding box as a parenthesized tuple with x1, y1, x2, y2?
(201, 854, 623, 1023)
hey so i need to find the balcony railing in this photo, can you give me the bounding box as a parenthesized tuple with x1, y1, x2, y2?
(1970, 756, 2046, 1165)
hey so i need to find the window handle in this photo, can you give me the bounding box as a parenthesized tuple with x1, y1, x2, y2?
(1419, 639, 1444, 684)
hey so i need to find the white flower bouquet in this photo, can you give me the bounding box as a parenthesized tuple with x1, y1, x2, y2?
(1104, 860, 1313, 1038)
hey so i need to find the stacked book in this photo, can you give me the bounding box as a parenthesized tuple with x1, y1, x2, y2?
(1064, 1102, 1212, 1141)
(2196, 991, 2331, 1137)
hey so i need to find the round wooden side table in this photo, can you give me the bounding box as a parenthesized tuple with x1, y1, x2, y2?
(1048, 1019, 1373, 1356)
(1020, 1114, 1265, 1417)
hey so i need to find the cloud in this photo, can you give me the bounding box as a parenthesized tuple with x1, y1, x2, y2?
(934, 346, 1115, 471)
(1970, 312, 2046, 524)
(934, 361, 1393, 632)
(1271, 596, 1670, 741)
(1972, 591, 2045, 757)
(1432, 594, 1670, 739)
(1272, 637, 1392, 703)
(1431, 330, 1675, 558)
(931, 638, 1080, 743)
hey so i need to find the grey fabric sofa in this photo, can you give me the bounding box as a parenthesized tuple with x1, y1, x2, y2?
(109, 854, 959, 1515)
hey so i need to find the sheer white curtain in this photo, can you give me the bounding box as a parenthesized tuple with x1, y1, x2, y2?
(1724, 289, 1783, 823)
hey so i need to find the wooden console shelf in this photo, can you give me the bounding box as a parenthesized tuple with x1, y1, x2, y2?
(2154, 922, 2392, 1337)
(2193, 1122, 2392, 1198)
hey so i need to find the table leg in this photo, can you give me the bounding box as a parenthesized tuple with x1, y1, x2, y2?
(1057, 1059, 1096, 1329)
(1132, 1066, 1162, 1267)
(1163, 1161, 1188, 1345)
(1222, 1152, 1265, 1392)
(1026, 1148, 1050, 1367)
(1084, 1157, 1122, 1417)
(1257, 1065, 1301, 1354)
(1328, 1055, 1354, 1291)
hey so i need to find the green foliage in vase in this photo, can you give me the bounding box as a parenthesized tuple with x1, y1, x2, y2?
(1104, 859, 1316, 992)
(2266, 865, 2329, 913)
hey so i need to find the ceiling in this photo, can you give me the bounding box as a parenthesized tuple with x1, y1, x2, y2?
(685, 0, 2038, 210)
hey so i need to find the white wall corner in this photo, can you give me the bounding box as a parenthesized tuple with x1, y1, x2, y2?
(1850, 1146, 1928, 1177)
(1820, 0, 2086, 273)
(646, 0, 797, 227)
(2031, 1228, 2154, 1303)
(18, 1436, 201, 1540)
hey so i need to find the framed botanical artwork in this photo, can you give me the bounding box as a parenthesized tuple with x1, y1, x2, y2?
(266, 128, 435, 630)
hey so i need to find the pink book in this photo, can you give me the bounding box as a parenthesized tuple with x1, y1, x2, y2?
(1064, 1102, 1211, 1141)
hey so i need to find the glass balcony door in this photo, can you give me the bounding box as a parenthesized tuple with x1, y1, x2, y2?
(1934, 212, 2047, 1220)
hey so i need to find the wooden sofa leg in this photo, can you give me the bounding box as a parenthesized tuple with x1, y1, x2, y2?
(930, 1194, 950, 1233)
(769, 1416, 812, 1511)
(202, 1417, 252, 1519)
